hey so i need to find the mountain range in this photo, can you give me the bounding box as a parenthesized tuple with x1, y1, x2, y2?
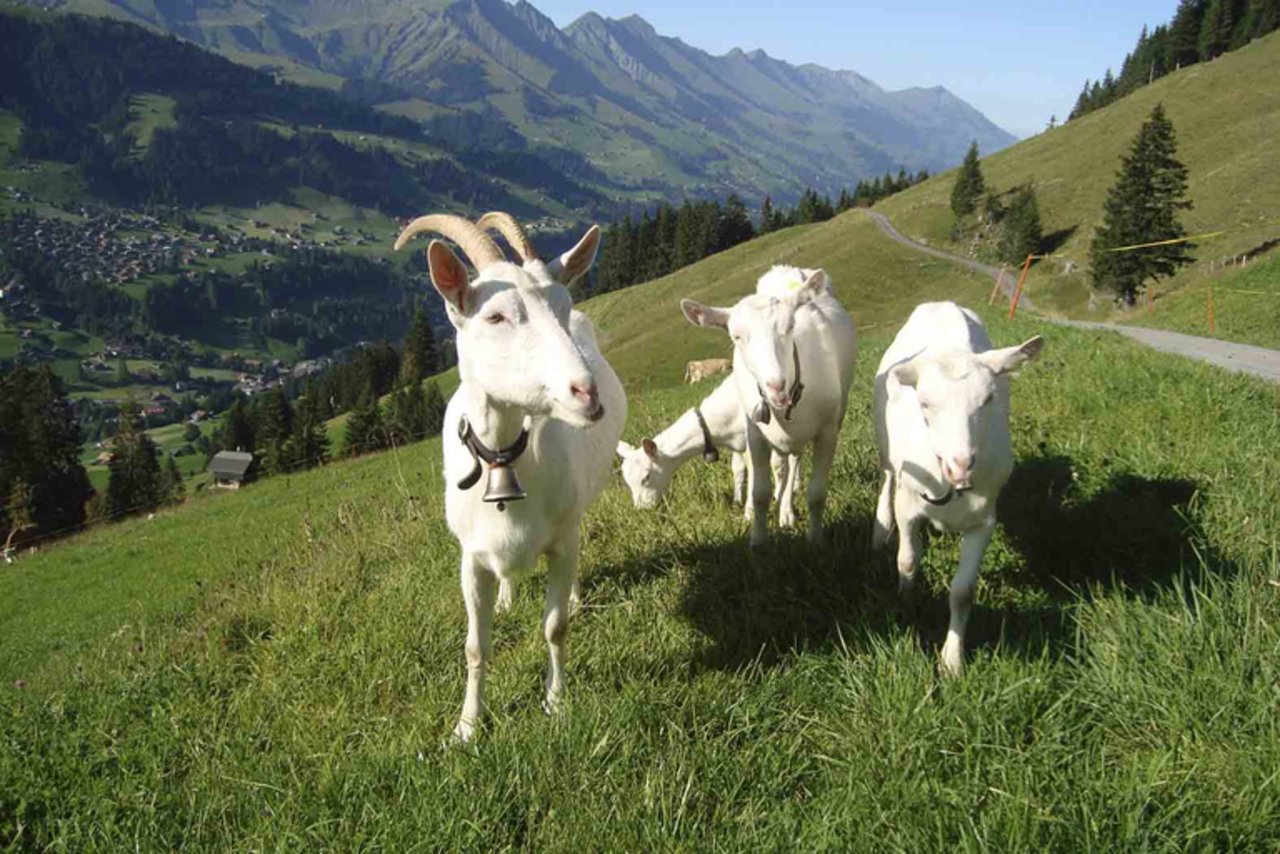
(49, 0, 1016, 202)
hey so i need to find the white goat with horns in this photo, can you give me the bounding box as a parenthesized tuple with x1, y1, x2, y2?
(395, 211, 626, 743)
(680, 266, 857, 545)
(872, 301, 1043, 676)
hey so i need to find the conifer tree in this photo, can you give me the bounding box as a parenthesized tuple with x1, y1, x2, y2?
(0, 364, 92, 537)
(759, 196, 774, 234)
(106, 402, 162, 518)
(1090, 104, 1193, 304)
(949, 142, 985, 218)
(342, 393, 386, 457)
(219, 397, 256, 453)
(4, 478, 36, 553)
(997, 185, 1044, 264)
(288, 392, 331, 469)
(160, 455, 184, 504)
(253, 387, 293, 475)
(422, 380, 447, 439)
(399, 308, 438, 387)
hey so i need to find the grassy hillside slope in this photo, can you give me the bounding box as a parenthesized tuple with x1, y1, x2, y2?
(3, 211, 1279, 847)
(876, 30, 1280, 341)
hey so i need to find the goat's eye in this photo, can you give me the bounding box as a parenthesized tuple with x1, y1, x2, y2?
(484, 313, 506, 325)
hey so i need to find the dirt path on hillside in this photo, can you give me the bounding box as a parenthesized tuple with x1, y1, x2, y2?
(866, 211, 1280, 383)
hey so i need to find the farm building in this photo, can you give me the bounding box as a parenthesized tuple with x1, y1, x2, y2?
(208, 451, 254, 489)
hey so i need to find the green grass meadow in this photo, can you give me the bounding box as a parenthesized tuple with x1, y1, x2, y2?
(3, 210, 1280, 847)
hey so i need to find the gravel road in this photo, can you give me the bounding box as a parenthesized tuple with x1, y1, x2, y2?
(866, 211, 1280, 383)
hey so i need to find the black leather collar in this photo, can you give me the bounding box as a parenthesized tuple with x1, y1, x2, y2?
(457, 415, 529, 491)
(693, 406, 719, 462)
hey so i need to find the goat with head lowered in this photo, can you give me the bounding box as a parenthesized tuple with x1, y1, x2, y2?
(394, 212, 626, 743)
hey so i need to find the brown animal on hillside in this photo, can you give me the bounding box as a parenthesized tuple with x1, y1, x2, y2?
(684, 357, 731, 384)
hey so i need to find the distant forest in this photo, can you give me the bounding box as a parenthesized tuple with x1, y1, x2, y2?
(593, 170, 927, 295)
(0, 12, 596, 214)
(1070, 0, 1280, 120)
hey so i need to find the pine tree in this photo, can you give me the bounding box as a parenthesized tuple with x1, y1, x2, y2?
(160, 455, 184, 504)
(288, 392, 331, 469)
(399, 308, 438, 387)
(4, 478, 36, 553)
(114, 356, 130, 385)
(342, 393, 386, 457)
(949, 142, 985, 218)
(106, 402, 162, 518)
(0, 364, 92, 537)
(1199, 0, 1239, 58)
(220, 397, 256, 453)
(422, 380, 447, 439)
(717, 194, 755, 251)
(253, 387, 293, 475)
(1090, 104, 1194, 304)
(1169, 0, 1208, 67)
(759, 196, 773, 233)
(997, 185, 1044, 264)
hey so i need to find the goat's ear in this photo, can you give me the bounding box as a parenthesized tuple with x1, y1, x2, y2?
(641, 438, 659, 460)
(889, 359, 920, 392)
(681, 299, 731, 330)
(979, 336, 1044, 375)
(548, 225, 601, 285)
(616, 441, 635, 459)
(427, 240, 472, 322)
(794, 268, 829, 302)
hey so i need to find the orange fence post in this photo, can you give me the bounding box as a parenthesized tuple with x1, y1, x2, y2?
(989, 266, 1007, 305)
(1007, 255, 1034, 319)
(1146, 284, 1154, 314)
(1207, 286, 1216, 334)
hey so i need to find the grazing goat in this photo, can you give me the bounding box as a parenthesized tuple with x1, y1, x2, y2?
(395, 212, 626, 742)
(684, 357, 732, 384)
(872, 301, 1042, 676)
(682, 266, 857, 545)
(616, 376, 802, 526)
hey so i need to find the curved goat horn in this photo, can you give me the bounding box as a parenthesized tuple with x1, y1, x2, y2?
(394, 214, 504, 270)
(476, 211, 538, 263)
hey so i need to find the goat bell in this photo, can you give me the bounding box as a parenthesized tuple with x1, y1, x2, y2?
(482, 463, 526, 511)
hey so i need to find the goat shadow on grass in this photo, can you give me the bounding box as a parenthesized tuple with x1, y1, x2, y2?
(591, 453, 1217, 673)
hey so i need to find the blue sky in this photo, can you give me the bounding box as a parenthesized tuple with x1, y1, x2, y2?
(534, 0, 1176, 139)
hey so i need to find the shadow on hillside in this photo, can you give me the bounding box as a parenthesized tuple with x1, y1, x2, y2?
(588, 453, 1215, 673)
(1040, 226, 1077, 257)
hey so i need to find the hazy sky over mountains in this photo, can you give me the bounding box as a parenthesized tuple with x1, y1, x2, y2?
(535, 0, 1174, 138)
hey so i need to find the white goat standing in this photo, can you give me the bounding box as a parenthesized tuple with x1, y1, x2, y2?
(872, 301, 1043, 676)
(394, 212, 626, 742)
(616, 375, 801, 525)
(681, 266, 857, 545)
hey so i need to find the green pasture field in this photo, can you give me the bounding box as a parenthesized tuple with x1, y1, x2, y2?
(3, 210, 1278, 848)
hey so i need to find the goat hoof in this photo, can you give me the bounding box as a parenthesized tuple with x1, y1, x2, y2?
(940, 641, 965, 678)
(450, 718, 478, 745)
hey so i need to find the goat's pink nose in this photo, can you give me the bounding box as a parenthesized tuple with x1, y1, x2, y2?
(764, 379, 785, 394)
(942, 453, 975, 484)
(571, 382, 598, 405)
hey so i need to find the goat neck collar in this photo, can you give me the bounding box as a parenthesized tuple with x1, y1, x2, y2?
(456, 414, 530, 509)
(751, 342, 804, 425)
(692, 406, 719, 463)
(921, 485, 955, 506)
